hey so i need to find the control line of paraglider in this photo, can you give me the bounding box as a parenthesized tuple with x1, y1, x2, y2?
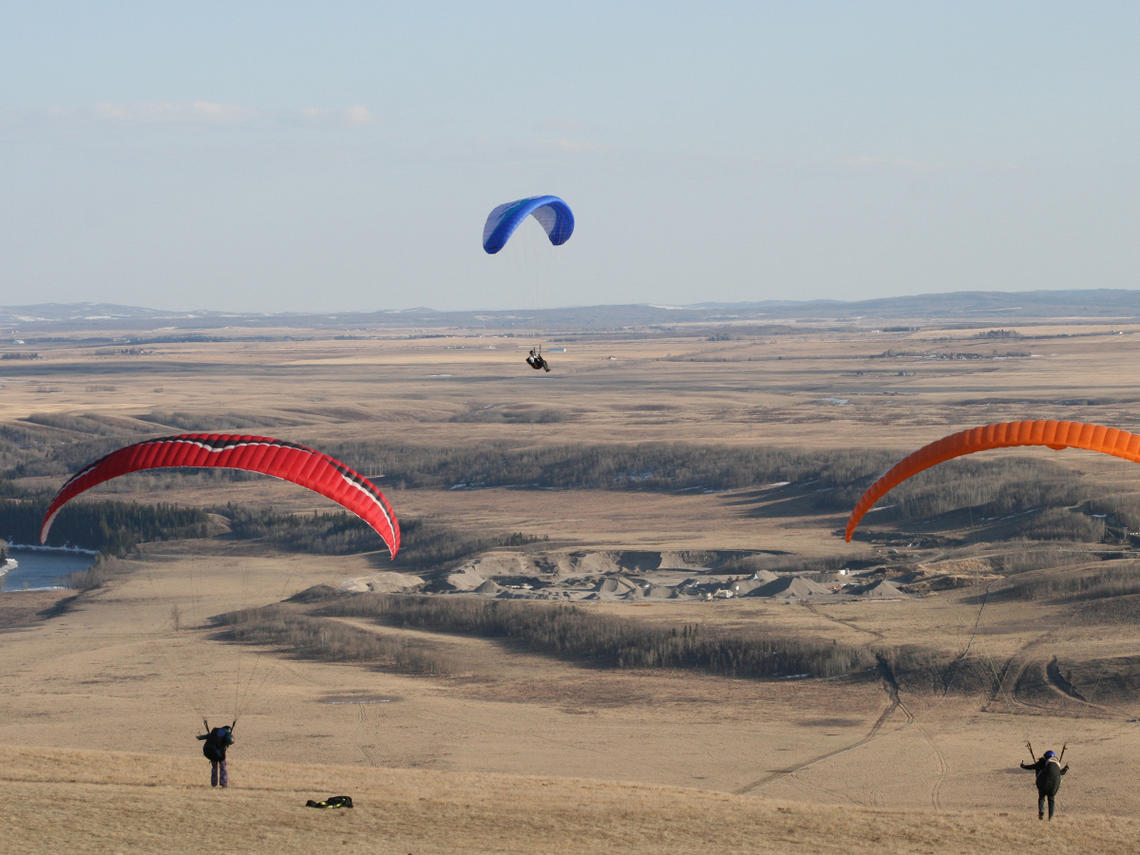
(842, 418, 1140, 713)
(735, 679, 914, 800)
(483, 195, 573, 374)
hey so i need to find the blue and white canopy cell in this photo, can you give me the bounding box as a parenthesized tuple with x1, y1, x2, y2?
(482, 195, 574, 255)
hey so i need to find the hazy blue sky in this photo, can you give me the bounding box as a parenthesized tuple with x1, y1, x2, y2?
(3, 1, 1138, 312)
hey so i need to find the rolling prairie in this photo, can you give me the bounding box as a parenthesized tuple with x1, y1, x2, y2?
(4, 311, 1140, 852)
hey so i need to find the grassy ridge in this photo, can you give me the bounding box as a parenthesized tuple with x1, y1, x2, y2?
(212, 604, 450, 675)
(222, 592, 881, 682)
(11, 744, 1140, 855)
(1004, 561, 1140, 602)
(327, 594, 878, 678)
(214, 591, 1011, 694)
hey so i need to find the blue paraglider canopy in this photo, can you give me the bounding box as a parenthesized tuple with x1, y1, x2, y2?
(482, 195, 574, 254)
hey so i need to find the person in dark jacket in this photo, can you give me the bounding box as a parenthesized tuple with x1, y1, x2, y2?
(1020, 749, 1069, 819)
(197, 721, 235, 788)
(526, 348, 550, 372)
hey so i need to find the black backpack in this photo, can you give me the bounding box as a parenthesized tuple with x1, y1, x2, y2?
(306, 795, 354, 809)
(202, 726, 233, 762)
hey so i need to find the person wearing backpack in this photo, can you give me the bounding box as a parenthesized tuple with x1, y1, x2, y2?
(197, 721, 235, 788)
(1020, 748, 1069, 819)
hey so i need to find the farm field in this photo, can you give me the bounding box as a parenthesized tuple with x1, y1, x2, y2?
(4, 311, 1140, 852)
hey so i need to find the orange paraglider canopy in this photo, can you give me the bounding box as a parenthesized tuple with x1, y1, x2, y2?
(845, 420, 1140, 542)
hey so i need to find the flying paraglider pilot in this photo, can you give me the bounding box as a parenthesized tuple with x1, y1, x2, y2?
(1021, 748, 1068, 819)
(198, 720, 235, 788)
(526, 348, 550, 372)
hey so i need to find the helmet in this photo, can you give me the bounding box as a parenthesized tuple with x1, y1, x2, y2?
(1043, 750, 1055, 759)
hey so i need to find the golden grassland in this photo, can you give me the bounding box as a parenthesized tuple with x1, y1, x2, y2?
(13, 747, 1140, 855)
(5, 316, 1140, 852)
(8, 747, 1140, 855)
(3, 544, 1139, 854)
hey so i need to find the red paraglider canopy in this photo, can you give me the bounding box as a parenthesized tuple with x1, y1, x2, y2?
(41, 434, 400, 559)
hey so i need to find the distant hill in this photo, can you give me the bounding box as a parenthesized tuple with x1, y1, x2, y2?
(4, 290, 1140, 334)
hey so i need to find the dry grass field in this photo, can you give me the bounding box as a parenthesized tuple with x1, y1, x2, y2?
(5, 313, 1140, 852)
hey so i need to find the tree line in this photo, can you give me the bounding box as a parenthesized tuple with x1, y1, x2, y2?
(325, 439, 895, 493)
(2, 412, 1136, 551)
(219, 504, 544, 572)
(0, 489, 540, 568)
(0, 498, 208, 555)
(314, 593, 876, 680)
(215, 590, 995, 694)
(213, 592, 879, 682)
(1003, 561, 1140, 603)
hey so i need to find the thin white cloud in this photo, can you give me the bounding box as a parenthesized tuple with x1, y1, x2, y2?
(544, 136, 607, 154)
(841, 154, 949, 174)
(91, 101, 253, 123)
(299, 105, 376, 126)
(529, 118, 609, 154)
(190, 101, 248, 121)
(344, 104, 373, 125)
(27, 102, 378, 129)
(91, 102, 130, 120)
(838, 154, 1028, 175)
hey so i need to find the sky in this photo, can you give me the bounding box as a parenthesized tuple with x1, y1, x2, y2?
(3, 1, 1138, 313)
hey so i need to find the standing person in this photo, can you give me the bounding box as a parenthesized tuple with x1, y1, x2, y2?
(198, 721, 235, 788)
(1021, 749, 1069, 819)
